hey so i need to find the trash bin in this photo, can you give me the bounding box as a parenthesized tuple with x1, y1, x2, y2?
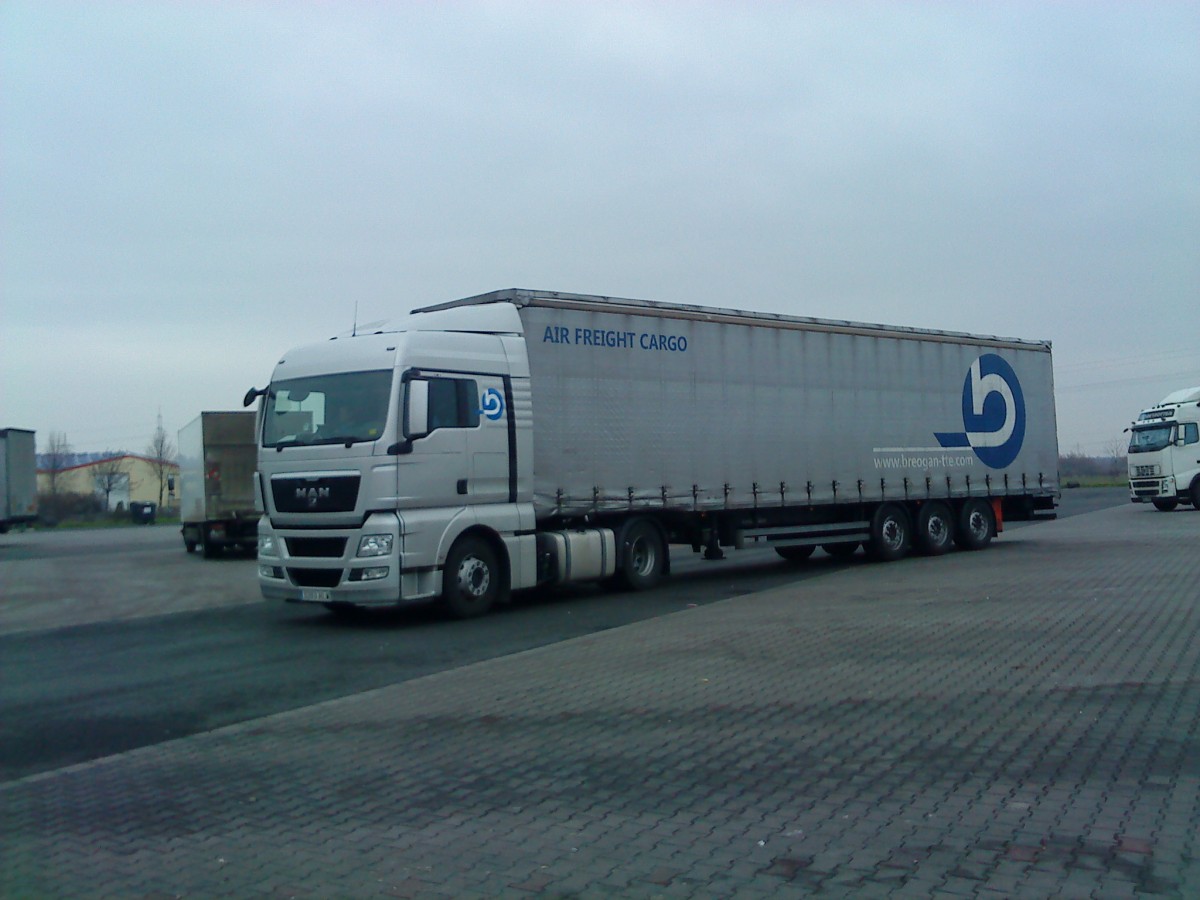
(130, 502, 157, 524)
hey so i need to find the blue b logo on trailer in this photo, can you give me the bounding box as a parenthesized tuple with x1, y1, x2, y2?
(934, 354, 1026, 469)
(480, 388, 505, 420)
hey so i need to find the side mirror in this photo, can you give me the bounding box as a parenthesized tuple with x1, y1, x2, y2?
(243, 387, 262, 408)
(406, 379, 430, 440)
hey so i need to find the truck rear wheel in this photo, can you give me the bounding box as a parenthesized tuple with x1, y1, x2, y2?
(868, 503, 911, 562)
(915, 502, 954, 556)
(201, 532, 218, 559)
(954, 499, 994, 550)
(442, 535, 502, 619)
(614, 518, 666, 591)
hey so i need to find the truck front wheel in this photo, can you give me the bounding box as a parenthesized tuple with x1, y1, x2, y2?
(614, 518, 666, 591)
(442, 535, 503, 619)
(1152, 498, 1179, 512)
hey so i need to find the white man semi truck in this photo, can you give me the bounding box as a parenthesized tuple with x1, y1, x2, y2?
(246, 289, 1059, 618)
(1127, 386, 1200, 511)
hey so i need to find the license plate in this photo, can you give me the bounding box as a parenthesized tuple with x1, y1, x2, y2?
(301, 589, 332, 602)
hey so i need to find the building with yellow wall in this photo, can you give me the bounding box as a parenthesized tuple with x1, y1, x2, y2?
(37, 453, 181, 512)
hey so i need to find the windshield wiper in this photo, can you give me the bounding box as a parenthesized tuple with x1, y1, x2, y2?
(273, 438, 312, 451)
(318, 434, 370, 447)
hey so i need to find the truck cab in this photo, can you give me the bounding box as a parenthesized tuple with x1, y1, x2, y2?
(250, 303, 539, 615)
(1127, 386, 1200, 511)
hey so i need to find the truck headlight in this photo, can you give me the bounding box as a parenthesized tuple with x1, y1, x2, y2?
(258, 535, 279, 558)
(357, 534, 394, 558)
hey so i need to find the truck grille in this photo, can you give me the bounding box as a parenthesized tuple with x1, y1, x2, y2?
(1131, 479, 1162, 497)
(285, 537, 348, 558)
(287, 568, 343, 588)
(272, 475, 360, 513)
(1132, 465, 1159, 478)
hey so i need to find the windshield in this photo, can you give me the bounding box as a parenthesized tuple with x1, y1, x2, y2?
(262, 370, 392, 448)
(1128, 424, 1173, 454)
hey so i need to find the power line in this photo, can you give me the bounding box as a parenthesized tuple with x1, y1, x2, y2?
(1056, 369, 1198, 392)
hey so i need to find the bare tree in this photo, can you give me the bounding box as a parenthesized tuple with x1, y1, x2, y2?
(42, 431, 73, 519)
(1103, 435, 1129, 479)
(92, 453, 130, 511)
(145, 417, 177, 509)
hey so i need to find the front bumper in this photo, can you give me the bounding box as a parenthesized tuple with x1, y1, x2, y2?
(1129, 476, 1177, 502)
(257, 513, 429, 607)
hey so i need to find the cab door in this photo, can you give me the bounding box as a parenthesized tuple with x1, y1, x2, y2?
(399, 371, 511, 508)
(467, 374, 512, 505)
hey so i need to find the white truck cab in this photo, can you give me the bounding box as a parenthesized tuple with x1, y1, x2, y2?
(1127, 386, 1200, 511)
(250, 303, 538, 616)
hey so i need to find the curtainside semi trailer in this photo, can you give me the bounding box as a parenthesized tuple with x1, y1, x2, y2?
(246, 289, 1059, 618)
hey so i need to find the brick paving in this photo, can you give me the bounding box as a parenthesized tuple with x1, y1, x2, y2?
(2, 503, 1198, 897)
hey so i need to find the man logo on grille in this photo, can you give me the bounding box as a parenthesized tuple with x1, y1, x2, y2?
(296, 486, 331, 508)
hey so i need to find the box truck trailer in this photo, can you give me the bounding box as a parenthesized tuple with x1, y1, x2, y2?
(0, 428, 38, 533)
(1127, 386, 1200, 511)
(245, 289, 1059, 618)
(178, 412, 259, 556)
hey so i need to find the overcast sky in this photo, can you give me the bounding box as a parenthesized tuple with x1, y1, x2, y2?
(2, 1, 1197, 458)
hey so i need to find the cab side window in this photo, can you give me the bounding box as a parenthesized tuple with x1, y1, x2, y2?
(428, 378, 480, 431)
(1183, 423, 1199, 445)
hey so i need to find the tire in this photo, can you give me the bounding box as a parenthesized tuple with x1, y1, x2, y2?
(954, 499, 994, 551)
(184, 539, 197, 553)
(822, 542, 859, 559)
(1188, 479, 1200, 509)
(442, 535, 503, 619)
(914, 502, 954, 556)
(1151, 499, 1179, 512)
(868, 503, 912, 562)
(201, 532, 218, 559)
(614, 518, 667, 591)
(775, 545, 815, 563)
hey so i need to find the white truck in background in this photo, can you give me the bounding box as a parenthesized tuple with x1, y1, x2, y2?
(178, 412, 259, 556)
(1127, 386, 1200, 511)
(245, 289, 1060, 618)
(0, 428, 38, 533)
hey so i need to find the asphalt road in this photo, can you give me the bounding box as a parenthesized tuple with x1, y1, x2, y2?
(0, 488, 1129, 783)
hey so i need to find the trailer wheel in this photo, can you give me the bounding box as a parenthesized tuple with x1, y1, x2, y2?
(869, 503, 911, 562)
(914, 502, 954, 556)
(1152, 498, 1179, 512)
(954, 499, 994, 550)
(442, 535, 502, 619)
(614, 518, 666, 591)
(775, 545, 815, 563)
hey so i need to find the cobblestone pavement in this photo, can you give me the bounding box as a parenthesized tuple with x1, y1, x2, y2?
(2, 503, 1198, 898)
